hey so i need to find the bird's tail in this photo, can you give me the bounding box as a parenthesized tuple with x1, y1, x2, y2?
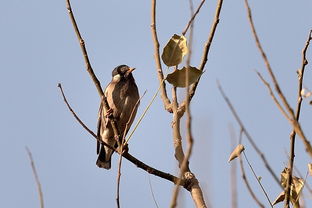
(96, 144, 112, 169)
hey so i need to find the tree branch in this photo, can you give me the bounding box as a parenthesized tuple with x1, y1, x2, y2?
(150, 0, 172, 113)
(26, 147, 44, 208)
(58, 83, 184, 187)
(65, 0, 103, 97)
(284, 29, 312, 208)
(217, 81, 281, 187)
(244, 0, 312, 158)
(182, 0, 224, 109)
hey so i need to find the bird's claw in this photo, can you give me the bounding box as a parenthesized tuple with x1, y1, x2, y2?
(105, 108, 113, 118)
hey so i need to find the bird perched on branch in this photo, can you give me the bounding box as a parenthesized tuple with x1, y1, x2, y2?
(96, 65, 140, 169)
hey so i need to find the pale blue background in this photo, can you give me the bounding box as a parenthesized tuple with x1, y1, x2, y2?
(1, 0, 311, 207)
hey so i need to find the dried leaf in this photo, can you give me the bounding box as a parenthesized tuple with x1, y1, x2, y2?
(228, 144, 245, 162)
(279, 168, 304, 207)
(280, 168, 288, 188)
(291, 177, 304, 206)
(272, 191, 285, 205)
(166, 66, 202, 88)
(161, 34, 188, 67)
(308, 163, 312, 176)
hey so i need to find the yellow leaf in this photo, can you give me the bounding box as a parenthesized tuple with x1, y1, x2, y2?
(166, 66, 202, 88)
(228, 144, 245, 162)
(161, 34, 188, 67)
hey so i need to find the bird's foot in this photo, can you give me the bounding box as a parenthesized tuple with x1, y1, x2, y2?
(105, 108, 113, 118)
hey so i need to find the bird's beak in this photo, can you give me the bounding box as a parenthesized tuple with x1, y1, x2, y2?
(128, 67, 136, 73)
(125, 67, 136, 77)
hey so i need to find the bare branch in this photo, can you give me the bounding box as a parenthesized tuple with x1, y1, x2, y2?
(217, 81, 281, 186)
(239, 153, 265, 208)
(148, 175, 160, 208)
(284, 29, 312, 208)
(244, 0, 312, 158)
(26, 147, 44, 208)
(185, 0, 224, 106)
(116, 91, 146, 208)
(256, 72, 290, 121)
(150, 0, 172, 112)
(65, 0, 103, 97)
(243, 152, 273, 208)
(182, 0, 206, 36)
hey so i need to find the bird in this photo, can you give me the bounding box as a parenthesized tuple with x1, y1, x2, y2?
(96, 65, 140, 169)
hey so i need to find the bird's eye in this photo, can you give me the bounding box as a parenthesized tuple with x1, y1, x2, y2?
(113, 74, 121, 82)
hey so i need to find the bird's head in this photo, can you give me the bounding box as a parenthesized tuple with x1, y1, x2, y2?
(112, 65, 136, 83)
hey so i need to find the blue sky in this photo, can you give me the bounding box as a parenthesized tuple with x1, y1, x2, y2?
(1, 0, 312, 207)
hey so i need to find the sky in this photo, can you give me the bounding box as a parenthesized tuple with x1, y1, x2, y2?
(1, 0, 312, 207)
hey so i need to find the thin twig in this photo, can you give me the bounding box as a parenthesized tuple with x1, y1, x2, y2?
(284, 29, 312, 208)
(243, 0, 293, 118)
(58, 83, 183, 186)
(238, 128, 265, 208)
(148, 175, 160, 208)
(116, 91, 146, 208)
(243, 151, 273, 208)
(26, 147, 44, 208)
(239, 153, 265, 208)
(65, 0, 103, 97)
(150, 0, 172, 112)
(181, 0, 224, 109)
(116, 149, 124, 208)
(229, 125, 238, 208)
(58, 83, 97, 139)
(65, 0, 123, 147)
(182, 0, 206, 36)
(256, 72, 290, 121)
(217, 81, 281, 186)
(244, 0, 312, 157)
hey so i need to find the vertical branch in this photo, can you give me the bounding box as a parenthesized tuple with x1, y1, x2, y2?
(171, 87, 187, 168)
(284, 30, 312, 208)
(171, 0, 196, 205)
(26, 147, 44, 208)
(150, 0, 172, 112)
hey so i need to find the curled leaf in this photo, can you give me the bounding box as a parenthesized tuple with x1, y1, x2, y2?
(166, 66, 202, 88)
(161, 34, 188, 67)
(228, 144, 245, 162)
(273, 191, 285, 205)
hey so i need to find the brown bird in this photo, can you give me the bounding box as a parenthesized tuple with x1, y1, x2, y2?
(96, 65, 140, 169)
